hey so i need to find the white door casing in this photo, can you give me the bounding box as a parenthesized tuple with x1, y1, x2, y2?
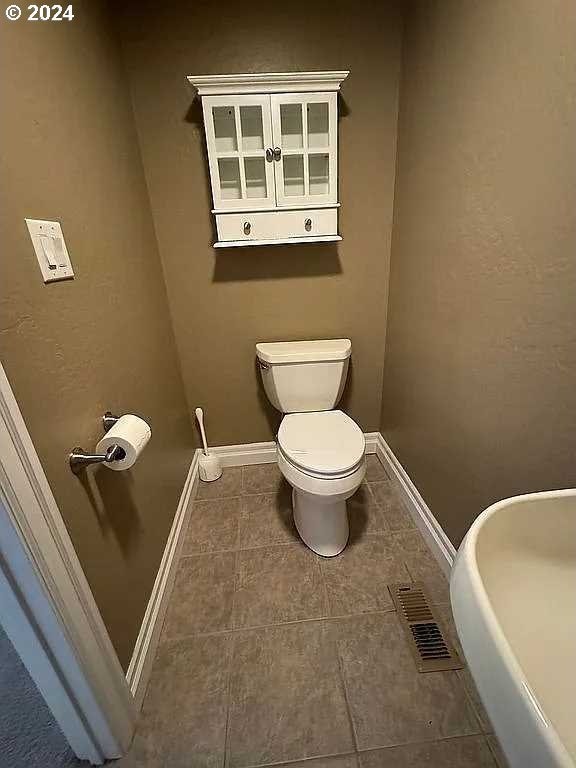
(0, 363, 136, 764)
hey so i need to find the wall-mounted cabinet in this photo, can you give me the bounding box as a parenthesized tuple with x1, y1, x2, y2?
(187, 72, 349, 248)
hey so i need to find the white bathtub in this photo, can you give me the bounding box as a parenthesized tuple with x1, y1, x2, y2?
(451, 489, 576, 768)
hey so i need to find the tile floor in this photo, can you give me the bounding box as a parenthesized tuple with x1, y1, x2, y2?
(118, 456, 508, 768)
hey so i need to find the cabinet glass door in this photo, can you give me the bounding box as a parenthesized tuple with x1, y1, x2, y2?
(270, 93, 337, 207)
(202, 95, 276, 210)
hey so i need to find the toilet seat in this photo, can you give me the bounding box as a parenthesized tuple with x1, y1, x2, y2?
(278, 410, 365, 479)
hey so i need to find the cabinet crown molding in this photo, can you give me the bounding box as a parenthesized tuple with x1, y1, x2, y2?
(187, 70, 350, 96)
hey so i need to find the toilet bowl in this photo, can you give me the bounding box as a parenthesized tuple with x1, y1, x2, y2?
(256, 339, 364, 556)
(277, 410, 365, 556)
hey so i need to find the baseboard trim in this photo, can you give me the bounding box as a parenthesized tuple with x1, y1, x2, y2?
(126, 450, 199, 709)
(374, 434, 456, 576)
(363, 432, 379, 454)
(211, 440, 277, 467)
(211, 432, 379, 467)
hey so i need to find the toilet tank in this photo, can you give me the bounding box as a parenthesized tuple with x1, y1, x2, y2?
(256, 339, 351, 413)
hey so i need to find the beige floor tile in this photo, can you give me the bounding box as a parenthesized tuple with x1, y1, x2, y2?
(348, 485, 390, 541)
(182, 497, 240, 555)
(233, 544, 326, 627)
(336, 612, 480, 750)
(364, 454, 389, 482)
(392, 529, 450, 603)
(242, 462, 285, 495)
(226, 621, 354, 767)
(125, 635, 232, 768)
(358, 735, 497, 767)
(238, 486, 298, 548)
(196, 466, 243, 500)
(369, 480, 415, 531)
(319, 534, 409, 616)
(162, 552, 235, 639)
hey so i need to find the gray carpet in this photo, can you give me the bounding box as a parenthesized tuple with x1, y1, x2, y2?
(0, 624, 80, 768)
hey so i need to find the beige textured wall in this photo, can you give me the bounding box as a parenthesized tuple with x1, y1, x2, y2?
(381, 0, 576, 545)
(0, 2, 194, 667)
(116, 0, 402, 445)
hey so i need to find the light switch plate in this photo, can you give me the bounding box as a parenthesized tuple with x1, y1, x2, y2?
(25, 219, 74, 283)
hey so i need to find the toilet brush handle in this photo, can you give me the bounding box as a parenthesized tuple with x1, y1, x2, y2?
(195, 407, 210, 455)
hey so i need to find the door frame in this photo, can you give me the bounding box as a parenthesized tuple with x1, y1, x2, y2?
(0, 362, 136, 764)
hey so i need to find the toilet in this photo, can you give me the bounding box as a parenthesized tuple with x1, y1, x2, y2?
(256, 339, 365, 556)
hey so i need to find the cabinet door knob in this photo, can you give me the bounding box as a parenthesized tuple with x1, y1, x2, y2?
(273, 147, 282, 161)
(243, 221, 251, 235)
(305, 218, 312, 232)
(265, 148, 274, 162)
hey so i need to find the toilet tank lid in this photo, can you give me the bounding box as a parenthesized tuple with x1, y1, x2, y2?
(256, 339, 351, 364)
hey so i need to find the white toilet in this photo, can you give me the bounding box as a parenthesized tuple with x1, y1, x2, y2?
(256, 339, 366, 556)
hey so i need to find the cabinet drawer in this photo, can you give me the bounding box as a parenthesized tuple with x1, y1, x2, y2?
(216, 208, 338, 243)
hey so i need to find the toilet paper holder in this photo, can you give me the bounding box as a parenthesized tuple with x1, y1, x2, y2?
(69, 412, 125, 474)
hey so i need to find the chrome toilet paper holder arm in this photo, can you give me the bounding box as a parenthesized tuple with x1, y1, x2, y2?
(69, 412, 125, 475)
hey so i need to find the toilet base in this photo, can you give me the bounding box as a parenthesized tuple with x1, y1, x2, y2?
(292, 488, 349, 557)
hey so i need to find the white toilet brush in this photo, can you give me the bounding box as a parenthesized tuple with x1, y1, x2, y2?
(195, 407, 222, 482)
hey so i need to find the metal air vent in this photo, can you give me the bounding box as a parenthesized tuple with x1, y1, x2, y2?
(388, 582, 463, 673)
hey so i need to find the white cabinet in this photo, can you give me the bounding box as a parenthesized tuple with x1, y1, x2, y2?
(187, 72, 349, 248)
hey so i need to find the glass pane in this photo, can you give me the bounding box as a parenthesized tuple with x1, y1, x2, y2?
(280, 104, 303, 149)
(244, 157, 267, 199)
(283, 155, 304, 197)
(213, 106, 237, 152)
(218, 157, 241, 199)
(307, 103, 329, 148)
(309, 154, 330, 195)
(240, 106, 264, 151)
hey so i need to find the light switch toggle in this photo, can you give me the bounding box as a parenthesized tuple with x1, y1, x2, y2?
(26, 219, 74, 283)
(40, 235, 57, 270)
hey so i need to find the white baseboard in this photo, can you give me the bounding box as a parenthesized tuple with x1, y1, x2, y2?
(211, 440, 277, 467)
(126, 451, 199, 709)
(363, 432, 379, 454)
(374, 434, 456, 576)
(127, 431, 453, 708)
(211, 432, 379, 467)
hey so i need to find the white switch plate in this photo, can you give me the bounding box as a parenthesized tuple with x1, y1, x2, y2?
(25, 219, 74, 283)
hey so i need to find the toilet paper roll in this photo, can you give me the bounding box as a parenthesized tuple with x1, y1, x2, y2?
(96, 414, 151, 471)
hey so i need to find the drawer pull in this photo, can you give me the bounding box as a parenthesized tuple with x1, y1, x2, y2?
(243, 221, 251, 235)
(305, 218, 312, 232)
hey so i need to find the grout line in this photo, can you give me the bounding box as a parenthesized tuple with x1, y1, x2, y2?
(195, 477, 400, 504)
(335, 643, 360, 754)
(194, 490, 287, 501)
(222, 630, 237, 768)
(229, 542, 241, 634)
(238, 750, 358, 768)
(180, 540, 306, 559)
(163, 608, 398, 644)
(355, 733, 497, 756)
(242, 732, 494, 768)
(180, 525, 420, 561)
(456, 667, 493, 736)
(485, 735, 505, 768)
